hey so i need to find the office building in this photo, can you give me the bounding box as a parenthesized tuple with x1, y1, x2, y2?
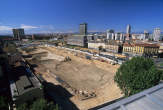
(126, 24, 132, 40)
(88, 41, 106, 49)
(120, 33, 125, 41)
(153, 28, 161, 41)
(67, 23, 88, 47)
(143, 30, 149, 40)
(67, 35, 87, 47)
(106, 29, 114, 40)
(126, 24, 131, 34)
(80, 23, 87, 35)
(12, 28, 25, 40)
(115, 33, 121, 40)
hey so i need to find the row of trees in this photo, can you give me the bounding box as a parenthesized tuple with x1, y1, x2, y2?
(114, 57, 163, 96)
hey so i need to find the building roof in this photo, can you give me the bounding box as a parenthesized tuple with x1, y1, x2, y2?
(72, 34, 87, 37)
(98, 83, 163, 110)
(123, 42, 159, 48)
(9, 61, 42, 101)
(88, 41, 105, 43)
(107, 40, 121, 45)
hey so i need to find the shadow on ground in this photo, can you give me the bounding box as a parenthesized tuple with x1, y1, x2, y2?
(43, 82, 79, 110)
(25, 60, 79, 110)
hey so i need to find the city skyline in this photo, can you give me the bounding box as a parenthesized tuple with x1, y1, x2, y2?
(0, 0, 163, 34)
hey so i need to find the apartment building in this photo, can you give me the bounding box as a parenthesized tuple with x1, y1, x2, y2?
(123, 42, 159, 56)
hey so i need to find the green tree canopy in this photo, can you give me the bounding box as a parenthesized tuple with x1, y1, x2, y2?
(114, 57, 162, 96)
(0, 96, 8, 110)
(17, 99, 60, 110)
(98, 46, 103, 51)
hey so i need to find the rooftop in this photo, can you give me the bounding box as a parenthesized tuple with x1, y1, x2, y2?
(123, 42, 159, 47)
(9, 61, 42, 100)
(97, 83, 163, 110)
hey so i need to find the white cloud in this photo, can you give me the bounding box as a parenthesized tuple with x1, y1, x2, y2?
(20, 24, 39, 30)
(0, 24, 58, 34)
(0, 26, 12, 31)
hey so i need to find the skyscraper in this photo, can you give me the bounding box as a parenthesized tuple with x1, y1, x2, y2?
(106, 29, 114, 40)
(143, 30, 149, 40)
(153, 28, 161, 41)
(126, 24, 131, 34)
(12, 28, 25, 40)
(79, 23, 87, 35)
(126, 24, 131, 40)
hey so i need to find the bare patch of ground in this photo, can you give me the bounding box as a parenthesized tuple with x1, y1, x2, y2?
(19, 46, 123, 110)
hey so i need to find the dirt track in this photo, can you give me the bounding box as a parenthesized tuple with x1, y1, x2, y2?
(20, 46, 123, 110)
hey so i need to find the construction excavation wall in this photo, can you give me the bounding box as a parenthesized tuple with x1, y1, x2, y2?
(19, 46, 123, 110)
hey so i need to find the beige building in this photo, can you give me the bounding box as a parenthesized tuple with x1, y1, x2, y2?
(88, 40, 122, 53)
(158, 43, 163, 53)
(88, 41, 106, 49)
(105, 41, 122, 53)
(123, 42, 159, 56)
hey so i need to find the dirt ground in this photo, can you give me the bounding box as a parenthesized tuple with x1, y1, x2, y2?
(19, 46, 123, 110)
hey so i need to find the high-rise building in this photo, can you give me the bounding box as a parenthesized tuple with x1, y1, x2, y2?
(106, 29, 114, 40)
(126, 24, 132, 40)
(115, 33, 121, 40)
(67, 23, 88, 47)
(12, 28, 25, 40)
(153, 28, 161, 41)
(126, 24, 131, 34)
(144, 30, 149, 40)
(79, 23, 87, 35)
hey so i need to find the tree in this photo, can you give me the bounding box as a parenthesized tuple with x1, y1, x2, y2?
(17, 98, 60, 110)
(98, 46, 103, 54)
(0, 96, 8, 110)
(30, 98, 47, 110)
(98, 46, 103, 51)
(17, 103, 28, 110)
(114, 57, 162, 96)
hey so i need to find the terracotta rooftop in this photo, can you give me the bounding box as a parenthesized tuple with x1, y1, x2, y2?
(123, 42, 159, 47)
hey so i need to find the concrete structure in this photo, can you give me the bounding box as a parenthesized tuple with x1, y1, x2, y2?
(115, 33, 121, 40)
(153, 28, 161, 41)
(107, 29, 125, 42)
(67, 35, 87, 47)
(126, 24, 132, 40)
(126, 24, 131, 34)
(105, 41, 122, 53)
(144, 30, 149, 40)
(106, 45, 120, 53)
(67, 23, 88, 47)
(80, 23, 87, 35)
(12, 28, 25, 40)
(119, 33, 125, 41)
(88, 41, 106, 49)
(8, 61, 43, 105)
(97, 83, 163, 110)
(106, 29, 114, 40)
(123, 42, 159, 56)
(132, 34, 142, 40)
(88, 40, 122, 53)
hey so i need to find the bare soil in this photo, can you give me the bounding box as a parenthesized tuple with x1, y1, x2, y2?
(20, 46, 123, 110)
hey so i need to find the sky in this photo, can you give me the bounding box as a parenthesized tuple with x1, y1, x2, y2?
(0, 0, 163, 34)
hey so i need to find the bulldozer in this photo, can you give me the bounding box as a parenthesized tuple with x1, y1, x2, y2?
(64, 56, 71, 62)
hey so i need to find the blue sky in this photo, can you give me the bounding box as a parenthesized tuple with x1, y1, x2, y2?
(0, 0, 163, 34)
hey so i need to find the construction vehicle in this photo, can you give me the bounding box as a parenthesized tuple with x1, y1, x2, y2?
(64, 56, 71, 62)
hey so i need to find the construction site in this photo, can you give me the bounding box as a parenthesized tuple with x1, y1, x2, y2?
(18, 45, 123, 110)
